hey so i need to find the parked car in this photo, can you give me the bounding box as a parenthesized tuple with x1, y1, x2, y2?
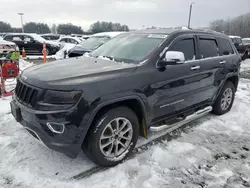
(242, 38, 250, 45)
(3, 33, 60, 55)
(41, 34, 61, 41)
(11, 29, 241, 167)
(58, 36, 82, 45)
(0, 39, 18, 58)
(68, 32, 124, 58)
(229, 35, 250, 59)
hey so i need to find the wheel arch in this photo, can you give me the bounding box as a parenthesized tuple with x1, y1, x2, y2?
(82, 96, 149, 144)
(214, 74, 239, 101)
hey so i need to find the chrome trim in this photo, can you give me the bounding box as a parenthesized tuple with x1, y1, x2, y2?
(150, 106, 212, 132)
(46, 122, 65, 134)
(24, 127, 50, 149)
(220, 61, 226, 64)
(191, 65, 200, 70)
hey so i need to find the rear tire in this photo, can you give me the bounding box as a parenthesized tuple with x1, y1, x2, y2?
(82, 106, 139, 167)
(212, 81, 235, 115)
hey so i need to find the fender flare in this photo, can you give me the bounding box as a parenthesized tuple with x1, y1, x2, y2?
(213, 73, 239, 102)
(80, 95, 149, 142)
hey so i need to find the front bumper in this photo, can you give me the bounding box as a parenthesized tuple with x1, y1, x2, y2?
(10, 99, 83, 158)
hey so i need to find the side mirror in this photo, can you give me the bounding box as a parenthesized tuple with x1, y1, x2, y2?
(158, 51, 185, 67)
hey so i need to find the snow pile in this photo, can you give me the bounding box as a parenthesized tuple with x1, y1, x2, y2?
(241, 59, 250, 72)
(55, 44, 75, 60)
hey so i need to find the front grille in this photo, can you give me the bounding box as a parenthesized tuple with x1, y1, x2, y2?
(15, 80, 38, 106)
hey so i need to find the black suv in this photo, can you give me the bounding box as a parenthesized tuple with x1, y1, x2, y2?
(4, 33, 60, 55)
(10, 29, 241, 167)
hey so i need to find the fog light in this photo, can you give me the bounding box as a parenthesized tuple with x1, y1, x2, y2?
(46, 122, 65, 134)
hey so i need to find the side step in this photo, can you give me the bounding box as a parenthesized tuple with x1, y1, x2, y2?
(150, 106, 213, 132)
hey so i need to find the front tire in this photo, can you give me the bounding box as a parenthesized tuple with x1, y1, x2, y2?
(82, 107, 139, 167)
(212, 81, 235, 115)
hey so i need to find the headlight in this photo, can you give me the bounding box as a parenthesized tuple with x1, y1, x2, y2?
(44, 90, 82, 104)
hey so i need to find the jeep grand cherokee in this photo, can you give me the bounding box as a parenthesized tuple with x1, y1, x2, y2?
(11, 29, 241, 167)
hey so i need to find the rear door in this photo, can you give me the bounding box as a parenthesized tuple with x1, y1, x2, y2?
(197, 35, 225, 102)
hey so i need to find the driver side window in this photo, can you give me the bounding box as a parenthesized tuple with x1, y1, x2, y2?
(24, 36, 33, 42)
(170, 38, 196, 61)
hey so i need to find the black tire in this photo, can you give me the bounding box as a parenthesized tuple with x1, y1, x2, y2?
(212, 81, 235, 115)
(82, 106, 139, 167)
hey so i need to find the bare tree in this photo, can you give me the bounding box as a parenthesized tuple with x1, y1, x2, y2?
(210, 13, 250, 38)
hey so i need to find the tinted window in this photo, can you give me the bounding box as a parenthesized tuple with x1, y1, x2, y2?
(218, 38, 234, 55)
(24, 35, 33, 42)
(69, 39, 78, 44)
(60, 38, 68, 43)
(199, 39, 218, 58)
(171, 38, 195, 60)
(13, 36, 23, 41)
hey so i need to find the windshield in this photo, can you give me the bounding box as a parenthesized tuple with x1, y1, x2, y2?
(90, 33, 167, 63)
(243, 39, 250, 45)
(79, 37, 109, 50)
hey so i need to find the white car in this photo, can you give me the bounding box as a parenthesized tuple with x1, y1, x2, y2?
(0, 40, 18, 58)
(58, 36, 82, 45)
(242, 38, 250, 45)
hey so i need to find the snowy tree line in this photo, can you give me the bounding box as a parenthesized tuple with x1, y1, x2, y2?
(210, 12, 250, 38)
(0, 21, 129, 35)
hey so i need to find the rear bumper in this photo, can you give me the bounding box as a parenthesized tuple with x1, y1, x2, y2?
(10, 99, 83, 158)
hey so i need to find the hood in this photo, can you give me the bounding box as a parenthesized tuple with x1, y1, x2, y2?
(21, 56, 137, 90)
(0, 40, 16, 46)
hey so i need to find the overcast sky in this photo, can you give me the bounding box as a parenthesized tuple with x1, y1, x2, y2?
(0, 0, 249, 30)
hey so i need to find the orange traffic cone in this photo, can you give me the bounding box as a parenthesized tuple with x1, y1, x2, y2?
(43, 42, 47, 63)
(22, 47, 26, 58)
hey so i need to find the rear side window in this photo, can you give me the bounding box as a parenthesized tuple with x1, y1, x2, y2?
(171, 38, 195, 60)
(60, 38, 68, 43)
(199, 39, 218, 58)
(218, 38, 234, 55)
(4, 35, 13, 41)
(13, 36, 23, 41)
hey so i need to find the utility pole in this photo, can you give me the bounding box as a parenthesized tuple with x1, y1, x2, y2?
(18, 13, 24, 33)
(188, 2, 195, 28)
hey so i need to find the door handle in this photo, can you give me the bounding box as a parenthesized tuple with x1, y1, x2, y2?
(220, 60, 226, 64)
(191, 66, 200, 70)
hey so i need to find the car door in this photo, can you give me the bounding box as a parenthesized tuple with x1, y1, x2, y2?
(152, 34, 205, 121)
(196, 35, 226, 102)
(23, 35, 42, 55)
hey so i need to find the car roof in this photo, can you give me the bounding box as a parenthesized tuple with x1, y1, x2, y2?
(4, 33, 37, 36)
(41, 33, 60, 36)
(59, 36, 82, 42)
(229, 35, 241, 39)
(92, 32, 126, 38)
(131, 28, 227, 38)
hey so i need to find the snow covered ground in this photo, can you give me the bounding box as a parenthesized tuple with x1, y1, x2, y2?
(0, 60, 250, 188)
